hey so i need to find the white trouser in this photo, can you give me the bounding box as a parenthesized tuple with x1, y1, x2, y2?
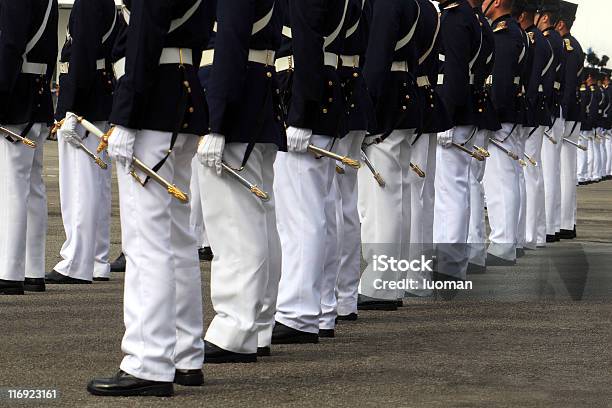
(515, 127, 528, 250)
(576, 132, 589, 182)
(607, 136, 612, 175)
(320, 173, 342, 330)
(408, 133, 435, 295)
(358, 129, 413, 299)
(468, 129, 489, 267)
(274, 134, 334, 333)
(325, 131, 365, 319)
(433, 126, 474, 279)
(599, 129, 608, 177)
(54, 122, 111, 280)
(560, 121, 580, 231)
(591, 134, 601, 181)
(119, 130, 203, 382)
(483, 123, 520, 261)
(0, 124, 47, 281)
(189, 157, 209, 248)
(524, 126, 546, 249)
(541, 116, 564, 235)
(200, 143, 279, 353)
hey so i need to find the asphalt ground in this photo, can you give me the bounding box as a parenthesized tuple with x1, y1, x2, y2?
(0, 142, 610, 408)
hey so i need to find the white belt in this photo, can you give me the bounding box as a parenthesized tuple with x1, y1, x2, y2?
(21, 61, 47, 75)
(469, 74, 474, 85)
(514, 76, 520, 85)
(159, 48, 193, 65)
(554, 81, 561, 90)
(416, 76, 430, 87)
(324, 52, 339, 69)
(275, 53, 338, 72)
(113, 57, 126, 80)
(340, 54, 360, 68)
(200, 49, 276, 67)
(391, 61, 408, 72)
(58, 58, 106, 74)
(275, 55, 294, 72)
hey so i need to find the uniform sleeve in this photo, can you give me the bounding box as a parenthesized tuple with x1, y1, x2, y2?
(207, 0, 254, 135)
(562, 44, 581, 115)
(491, 31, 522, 111)
(437, 13, 471, 116)
(110, 0, 174, 128)
(527, 36, 550, 104)
(0, 0, 32, 119)
(286, 0, 326, 129)
(56, 0, 107, 119)
(362, 0, 399, 103)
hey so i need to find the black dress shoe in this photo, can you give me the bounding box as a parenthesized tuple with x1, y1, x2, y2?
(559, 228, 576, 239)
(198, 247, 214, 262)
(335, 312, 358, 323)
(546, 234, 556, 243)
(357, 294, 398, 311)
(87, 370, 173, 397)
(257, 346, 271, 357)
(110, 253, 126, 272)
(24, 278, 45, 292)
(486, 253, 516, 267)
(0, 279, 24, 295)
(271, 321, 319, 344)
(318, 329, 335, 338)
(516, 248, 526, 258)
(174, 369, 203, 386)
(93, 277, 110, 282)
(467, 263, 487, 275)
(395, 299, 404, 307)
(204, 341, 256, 363)
(554, 232, 560, 242)
(45, 270, 91, 284)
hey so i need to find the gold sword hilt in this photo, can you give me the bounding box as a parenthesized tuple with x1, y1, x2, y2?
(341, 156, 361, 169)
(167, 185, 190, 204)
(22, 138, 37, 148)
(473, 145, 490, 158)
(97, 128, 113, 153)
(335, 165, 346, 174)
(519, 159, 527, 167)
(409, 162, 426, 178)
(250, 186, 271, 202)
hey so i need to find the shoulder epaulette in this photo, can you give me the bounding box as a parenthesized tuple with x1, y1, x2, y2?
(493, 21, 507, 33)
(564, 38, 574, 52)
(444, 2, 460, 10)
(527, 31, 535, 44)
(543, 30, 550, 37)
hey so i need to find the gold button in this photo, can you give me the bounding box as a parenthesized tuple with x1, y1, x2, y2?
(183, 81, 190, 87)
(350, 104, 355, 108)
(402, 105, 407, 110)
(183, 123, 189, 129)
(322, 108, 328, 114)
(266, 72, 272, 78)
(189, 107, 195, 113)
(328, 81, 333, 87)
(430, 104, 434, 108)
(328, 97, 333, 103)
(405, 95, 410, 100)
(353, 72, 359, 78)
(479, 108, 483, 113)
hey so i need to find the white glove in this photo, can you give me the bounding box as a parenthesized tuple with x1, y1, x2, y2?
(197, 133, 225, 175)
(286, 126, 312, 153)
(107, 125, 136, 173)
(57, 113, 80, 146)
(437, 129, 453, 147)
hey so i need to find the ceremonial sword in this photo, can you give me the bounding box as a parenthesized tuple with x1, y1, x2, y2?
(70, 118, 190, 203)
(308, 144, 361, 169)
(523, 152, 538, 166)
(452, 142, 485, 161)
(221, 163, 270, 202)
(563, 137, 588, 151)
(488, 138, 519, 160)
(0, 126, 38, 148)
(360, 149, 386, 187)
